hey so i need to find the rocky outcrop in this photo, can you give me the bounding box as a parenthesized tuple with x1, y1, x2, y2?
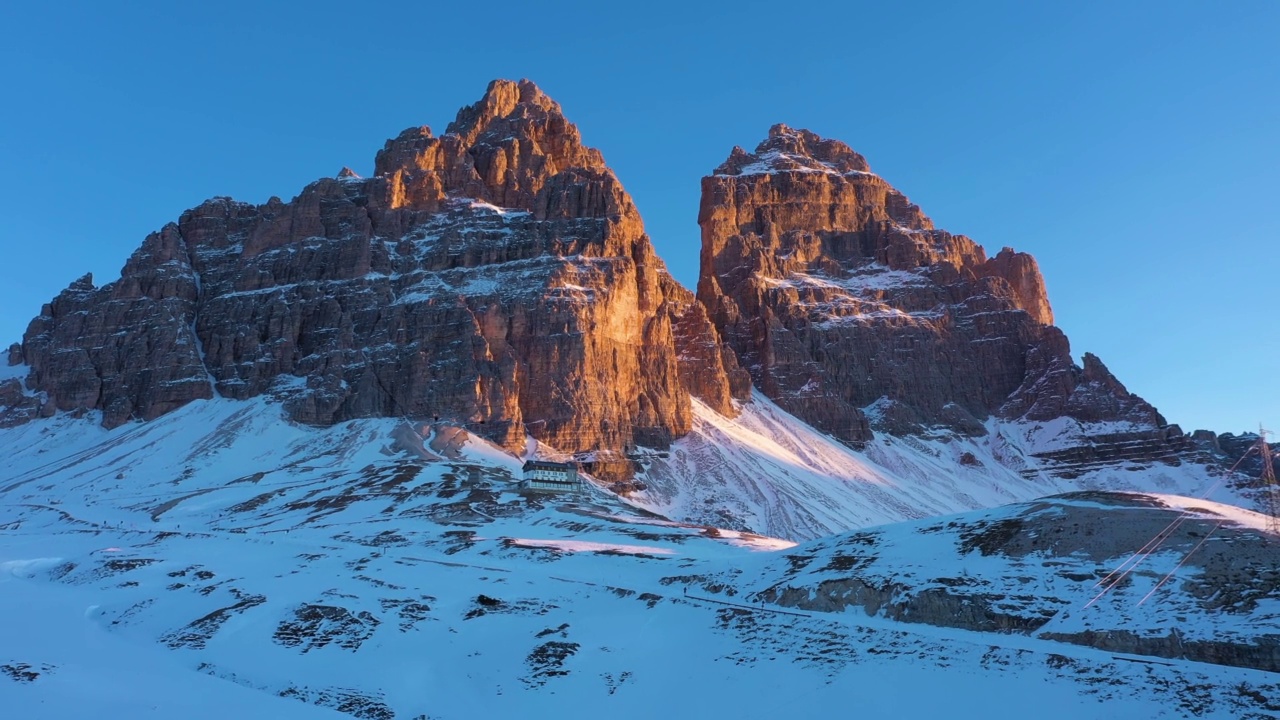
(1, 344, 48, 427)
(7, 79, 745, 458)
(732, 493, 1280, 674)
(1037, 629, 1280, 675)
(20, 261, 212, 428)
(0, 375, 48, 428)
(697, 125, 1184, 465)
(1219, 432, 1280, 479)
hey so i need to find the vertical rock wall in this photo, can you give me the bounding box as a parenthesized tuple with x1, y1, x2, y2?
(697, 125, 1173, 455)
(7, 80, 745, 458)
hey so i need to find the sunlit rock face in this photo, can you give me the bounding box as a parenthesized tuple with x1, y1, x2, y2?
(696, 125, 1182, 466)
(8, 79, 746, 459)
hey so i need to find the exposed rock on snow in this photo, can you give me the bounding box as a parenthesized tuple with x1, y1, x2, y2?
(722, 491, 1280, 673)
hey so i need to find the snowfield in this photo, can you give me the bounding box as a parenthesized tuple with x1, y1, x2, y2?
(1, 396, 1275, 718)
(631, 392, 1237, 541)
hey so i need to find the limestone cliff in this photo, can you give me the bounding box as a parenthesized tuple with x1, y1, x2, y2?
(697, 124, 1183, 470)
(6, 80, 746, 456)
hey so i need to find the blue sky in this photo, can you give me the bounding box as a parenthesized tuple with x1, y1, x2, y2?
(1, 1, 1275, 434)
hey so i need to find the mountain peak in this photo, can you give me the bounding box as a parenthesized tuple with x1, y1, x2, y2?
(715, 125, 871, 176)
(446, 78, 557, 139)
(373, 78, 609, 213)
(767, 121, 795, 137)
(698, 126, 1126, 447)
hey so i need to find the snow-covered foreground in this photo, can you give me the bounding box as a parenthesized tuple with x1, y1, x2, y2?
(1, 398, 1274, 718)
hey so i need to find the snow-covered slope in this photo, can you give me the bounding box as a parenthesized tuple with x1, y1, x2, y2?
(715, 492, 1280, 675)
(1, 398, 1275, 719)
(632, 392, 1235, 541)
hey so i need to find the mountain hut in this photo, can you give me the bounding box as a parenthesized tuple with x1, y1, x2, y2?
(520, 460, 583, 494)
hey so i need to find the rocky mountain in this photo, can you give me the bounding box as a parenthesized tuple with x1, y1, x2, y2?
(1, 80, 747, 466)
(1, 86, 1274, 717)
(697, 124, 1204, 478)
(0, 79, 1253, 511)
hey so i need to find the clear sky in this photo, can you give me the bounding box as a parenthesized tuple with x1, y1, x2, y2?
(1, 1, 1275, 435)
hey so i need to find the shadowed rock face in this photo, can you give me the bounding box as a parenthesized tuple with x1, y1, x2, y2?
(697, 124, 1169, 449)
(7, 79, 746, 455)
